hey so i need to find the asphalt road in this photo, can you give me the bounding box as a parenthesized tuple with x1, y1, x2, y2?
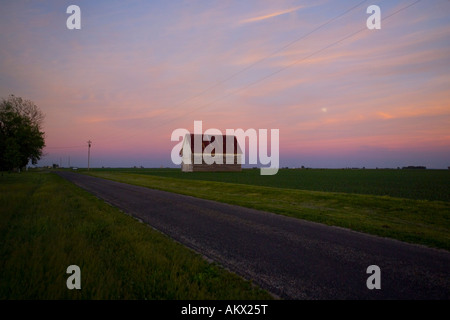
(56, 171, 450, 300)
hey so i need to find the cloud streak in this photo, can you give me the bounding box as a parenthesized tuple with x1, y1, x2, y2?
(239, 5, 304, 24)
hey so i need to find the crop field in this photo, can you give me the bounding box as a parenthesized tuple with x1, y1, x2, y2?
(89, 168, 450, 202)
(84, 168, 450, 251)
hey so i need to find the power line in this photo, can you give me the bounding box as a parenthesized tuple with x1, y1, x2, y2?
(94, 0, 374, 146)
(162, 0, 370, 113)
(143, 0, 423, 130)
(48, 0, 423, 149)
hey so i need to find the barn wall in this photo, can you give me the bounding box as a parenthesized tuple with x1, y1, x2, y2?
(181, 154, 242, 172)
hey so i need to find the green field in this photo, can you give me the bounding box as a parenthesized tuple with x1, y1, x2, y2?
(0, 172, 272, 299)
(84, 168, 450, 251)
(90, 168, 450, 202)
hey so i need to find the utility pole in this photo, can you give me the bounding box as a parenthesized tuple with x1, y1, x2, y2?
(87, 140, 92, 171)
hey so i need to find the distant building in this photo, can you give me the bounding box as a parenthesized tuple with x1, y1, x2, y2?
(180, 134, 242, 172)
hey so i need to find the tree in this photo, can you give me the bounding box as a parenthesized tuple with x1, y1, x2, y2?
(0, 95, 45, 171)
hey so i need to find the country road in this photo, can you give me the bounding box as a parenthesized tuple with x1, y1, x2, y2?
(56, 171, 450, 300)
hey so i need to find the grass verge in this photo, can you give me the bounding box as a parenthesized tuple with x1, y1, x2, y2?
(85, 171, 450, 251)
(0, 172, 273, 299)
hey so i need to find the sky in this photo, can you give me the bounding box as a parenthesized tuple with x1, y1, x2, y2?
(1, 0, 449, 169)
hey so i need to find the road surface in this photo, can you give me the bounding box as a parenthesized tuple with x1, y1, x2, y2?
(56, 171, 450, 299)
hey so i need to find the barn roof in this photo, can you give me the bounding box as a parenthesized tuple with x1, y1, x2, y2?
(180, 134, 242, 156)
